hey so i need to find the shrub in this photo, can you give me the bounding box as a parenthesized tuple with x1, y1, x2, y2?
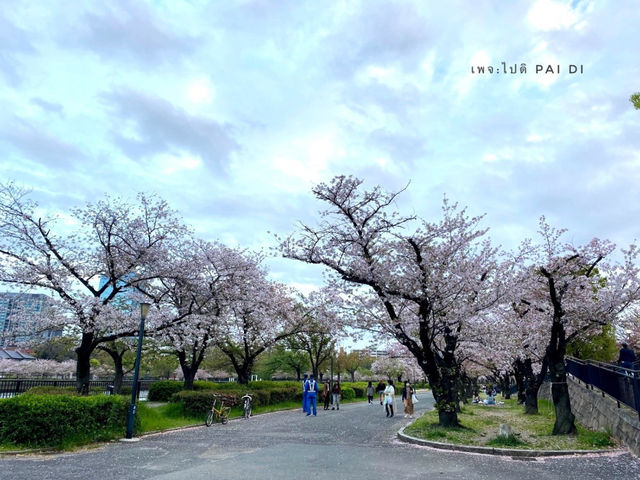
(193, 380, 218, 391)
(340, 387, 355, 400)
(351, 387, 364, 398)
(170, 391, 238, 417)
(25, 386, 78, 396)
(148, 380, 183, 401)
(0, 394, 129, 448)
(249, 389, 271, 406)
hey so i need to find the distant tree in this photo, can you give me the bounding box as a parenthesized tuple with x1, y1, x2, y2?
(566, 325, 618, 362)
(96, 340, 136, 394)
(33, 336, 78, 362)
(630, 92, 640, 109)
(335, 348, 362, 382)
(259, 345, 310, 380)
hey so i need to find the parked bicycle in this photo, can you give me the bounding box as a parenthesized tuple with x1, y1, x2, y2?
(206, 396, 231, 426)
(241, 393, 253, 419)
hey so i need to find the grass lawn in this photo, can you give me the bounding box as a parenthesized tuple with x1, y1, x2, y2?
(404, 396, 616, 451)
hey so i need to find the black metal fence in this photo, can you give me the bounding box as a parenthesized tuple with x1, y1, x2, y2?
(566, 356, 640, 420)
(0, 378, 156, 399)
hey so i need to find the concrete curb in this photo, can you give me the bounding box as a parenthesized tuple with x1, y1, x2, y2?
(397, 426, 617, 457)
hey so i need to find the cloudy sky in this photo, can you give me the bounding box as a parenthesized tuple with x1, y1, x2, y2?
(1, 0, 639, 293)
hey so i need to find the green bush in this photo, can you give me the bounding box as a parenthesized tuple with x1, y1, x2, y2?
(148, 380, 183, 401)
(340, 387, 355, 400)
(193, 380, 218, 391)
(0, 394, 129, 448)
(169, 391, 238, 417)
(249, 380, 299, 390)
(25, 386, 79, 396)
(249, 389, 271, 406)
(351, 387, 364, 398)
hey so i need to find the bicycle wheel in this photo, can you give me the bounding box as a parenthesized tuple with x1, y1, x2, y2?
(221, 407, 231, 424)
(205, 410, 215, 427)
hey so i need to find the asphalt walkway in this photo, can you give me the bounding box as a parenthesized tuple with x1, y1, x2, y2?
(2, 393, 639, 479)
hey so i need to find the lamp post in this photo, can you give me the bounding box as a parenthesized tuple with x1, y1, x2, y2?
(125, 302, 150, 440)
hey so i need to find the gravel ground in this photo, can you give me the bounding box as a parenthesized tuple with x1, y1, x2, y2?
(1, 393, 639, 480)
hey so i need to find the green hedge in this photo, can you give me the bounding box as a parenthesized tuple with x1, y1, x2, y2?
(0, 394, 129, 448)
(169, 391, 238, 417)
(340, 387, 355, 400)
(148, 380, 183, 401)
(25, 386, 79, 396)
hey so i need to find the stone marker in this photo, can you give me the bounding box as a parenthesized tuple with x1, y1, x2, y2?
(498, 423, 512, 438)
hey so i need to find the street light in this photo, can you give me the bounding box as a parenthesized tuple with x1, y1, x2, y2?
(125, 301, 151, 440)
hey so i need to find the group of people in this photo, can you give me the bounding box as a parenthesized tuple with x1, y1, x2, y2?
(301, 376, 418, 418)
(301, 374, 343, 416)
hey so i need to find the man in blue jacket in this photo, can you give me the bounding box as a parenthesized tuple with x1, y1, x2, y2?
(306, 374, 318, 416)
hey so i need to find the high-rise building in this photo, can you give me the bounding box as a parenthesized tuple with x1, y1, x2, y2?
(0, 292, 62, 347)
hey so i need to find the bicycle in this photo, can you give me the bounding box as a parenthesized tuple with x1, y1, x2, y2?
(205, 397, 231, 426)
(241, 393, 253, 419)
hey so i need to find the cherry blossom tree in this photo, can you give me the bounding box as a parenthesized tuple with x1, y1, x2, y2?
(281, 176, 505, 426)
(0, 182, 188, 393)
(0, 359, 75, 378)
(212, 253, 302, 384)
(284, 289, 343, 379)
(513, 218, 640, 434)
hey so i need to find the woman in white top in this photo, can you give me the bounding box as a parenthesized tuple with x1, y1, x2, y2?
(383, 380, 395, 417)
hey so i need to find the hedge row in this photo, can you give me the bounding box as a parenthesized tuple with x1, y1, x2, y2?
(170, 391, 239, 417)
(149, 379, 371, 406)
(0, 394, 129, 448)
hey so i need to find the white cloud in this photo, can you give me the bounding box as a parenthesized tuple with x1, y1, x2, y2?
(185, 77, 214, 105)
(527, 0, 579, 31)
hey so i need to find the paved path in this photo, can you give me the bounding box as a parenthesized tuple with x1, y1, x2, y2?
(2, 393, 639, 479)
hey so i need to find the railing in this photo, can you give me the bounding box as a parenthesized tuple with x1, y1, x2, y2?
(566, 356, 640, 420)
(0, 378, 156, 399)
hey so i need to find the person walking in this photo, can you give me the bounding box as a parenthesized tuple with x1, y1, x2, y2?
(384, 380, 395, 417)
(322, 380, 331, 410)
(618, 343, 637, 370)
(366, 381, 374, 405)
(402, 381, 414, 418)
(306, 374, 318, 416)
(331, 381, 341, 410)
(301, 374, 309, 414)
(376, 380, 386, 405)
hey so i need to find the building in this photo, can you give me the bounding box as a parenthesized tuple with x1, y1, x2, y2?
(0, 293, 62, 347)
(0, 347, 35, 360)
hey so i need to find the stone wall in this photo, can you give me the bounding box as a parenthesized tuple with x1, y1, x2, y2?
(539, 378, 640, 456)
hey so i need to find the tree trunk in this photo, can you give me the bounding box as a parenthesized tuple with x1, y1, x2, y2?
(548, 354, 577, 434)
(182, 368, 197, 390)
(75, 333, 95, 395)
(501, 372, 511, 400)
(178, 349, 205, 391)
(522, 358, 540, 414)
(513, 360, 526, 405)
(542, 268, 577, 435)
(237, 368, 250, 385)
(438, 410, 459, 427)
(235, 357, 254, 385)
(99, 345, 126, 394)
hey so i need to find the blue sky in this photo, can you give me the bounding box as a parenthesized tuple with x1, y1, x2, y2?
(1, 0, 639, 294)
